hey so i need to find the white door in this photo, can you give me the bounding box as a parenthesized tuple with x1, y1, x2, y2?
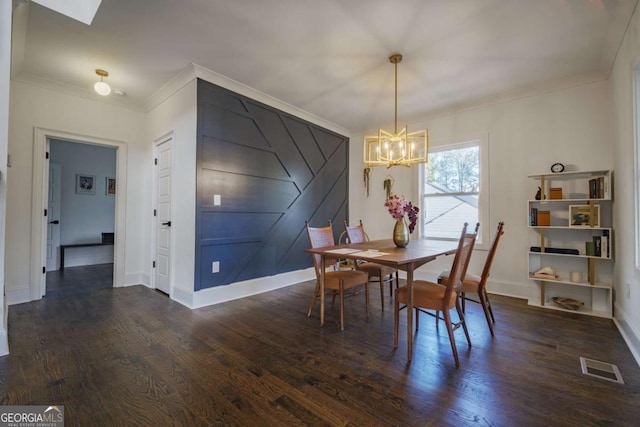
(46, 163, 62, 271)
(154, 139, 172, 294)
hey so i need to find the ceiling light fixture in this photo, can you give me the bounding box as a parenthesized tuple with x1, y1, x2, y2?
(364, 54, 428, 168)
(94, 69, 111, 96)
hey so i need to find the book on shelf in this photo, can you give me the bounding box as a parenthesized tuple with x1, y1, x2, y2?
(589, 178, 598, 199)
(601, 235, 608, 258)
(530, 207, 537, 226)
(602, 229, 610, 258)
(532, 267, 558, 280)
(530, 246, 580, 255)
(598, 176, 605, 199)
(589, 176, 608, 199)
(532, 272, 558, 280)
(593, 236, 601, 257)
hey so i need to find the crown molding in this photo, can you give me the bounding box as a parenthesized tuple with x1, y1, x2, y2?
(145, 63, 350, 137)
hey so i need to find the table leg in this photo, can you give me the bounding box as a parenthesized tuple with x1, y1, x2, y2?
(320, 254, 325, 327)
(60, 246, 65, 271)
(406, 267, 413, 361)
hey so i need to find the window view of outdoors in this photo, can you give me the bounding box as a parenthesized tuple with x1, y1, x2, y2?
(423, 145, 479, 239)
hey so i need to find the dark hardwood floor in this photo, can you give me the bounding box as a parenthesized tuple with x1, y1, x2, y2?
(45, 263, 113, 297)
(1, 273, 639, 426)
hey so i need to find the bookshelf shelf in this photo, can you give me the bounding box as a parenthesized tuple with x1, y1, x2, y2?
(527, 170, 613, 319)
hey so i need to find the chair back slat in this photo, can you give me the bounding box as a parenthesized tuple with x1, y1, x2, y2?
(344, 219, 369, 244)
(480, 222, 505, 283)
(442, 223, 478, 299)
(306, 221, 337, 276)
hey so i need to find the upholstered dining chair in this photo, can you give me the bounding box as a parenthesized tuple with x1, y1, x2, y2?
(394, 223, 478, 366)
(305, 220, 370, 331)
(438, 221, 505, 336)
(344, 220, 399, 310)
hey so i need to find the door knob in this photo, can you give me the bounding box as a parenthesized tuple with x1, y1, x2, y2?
(162, 221, 171, 227)
(48, 220, 59, 224)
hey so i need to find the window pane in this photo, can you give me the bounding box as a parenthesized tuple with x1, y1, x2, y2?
(424, 146, 479, 194)
(424, 194, 478, 239)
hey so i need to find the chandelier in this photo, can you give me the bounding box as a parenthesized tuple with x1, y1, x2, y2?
(363, 54, 428, 168)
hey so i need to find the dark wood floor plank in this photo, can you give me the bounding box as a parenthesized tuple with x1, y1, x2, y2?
(1, 267, 640, 426)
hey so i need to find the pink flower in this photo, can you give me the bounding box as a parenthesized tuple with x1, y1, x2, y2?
(384, 194, 420, 233)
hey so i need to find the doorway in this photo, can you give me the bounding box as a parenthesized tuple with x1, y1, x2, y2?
(31, 128, 127, 301)
(45, 139, 117, 296)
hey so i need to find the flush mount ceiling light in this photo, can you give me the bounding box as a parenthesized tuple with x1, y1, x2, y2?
(364, 54, 428, 168)
(94, 69, 111, 96)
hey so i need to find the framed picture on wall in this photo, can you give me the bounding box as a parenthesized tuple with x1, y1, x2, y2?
(76, 174, 96, 195)
(106, 177, 116, 195)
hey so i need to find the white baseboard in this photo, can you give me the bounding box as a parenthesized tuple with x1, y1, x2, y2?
(404, 269, 534, 301)
(189, 268, 316, 309)
(613, 303, 640, 367)
(5, 286, 31, 305)
(63, 252, 114, 268)
(1, 297, 8, 355)
(172, 286, 194, 308)
(0, 328, 7, 356)
(486, 279, 537, 300)
(121, 272, 147, 287)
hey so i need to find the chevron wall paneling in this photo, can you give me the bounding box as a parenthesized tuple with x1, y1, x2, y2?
(195, 79, 349, 290)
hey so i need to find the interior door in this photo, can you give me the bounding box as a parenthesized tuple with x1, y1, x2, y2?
(46, 163, 61, 271)
(154, 139, 172, 294)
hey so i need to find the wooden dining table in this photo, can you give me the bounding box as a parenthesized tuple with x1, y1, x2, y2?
(305, 238, 458, 361)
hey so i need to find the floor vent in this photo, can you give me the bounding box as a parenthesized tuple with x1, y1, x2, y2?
(580, 357, 624, 384)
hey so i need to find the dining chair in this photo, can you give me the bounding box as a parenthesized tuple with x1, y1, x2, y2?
(305, 220, 370, 330)
(438, 221, 505, 336)
(394, 223, 477, 366)
(344, 220, 399, 310)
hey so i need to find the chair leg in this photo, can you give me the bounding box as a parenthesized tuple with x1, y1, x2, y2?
(456, 299, 472, 346)
(393, 298, 399, 348)
(339, 283, 345, 331)
(461, 292, 466, 313)
(389, 271, 400, 298)
(379, 277, 385, 310)
(484, 289, 496, 323)
(307, 281, 320, 317)
(443, 308, 460, 367)
(479, 290, 495, 337)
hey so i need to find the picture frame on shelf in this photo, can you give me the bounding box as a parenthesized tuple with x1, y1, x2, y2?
(76, 174, 96, 195)
(569, 204, 600, 227)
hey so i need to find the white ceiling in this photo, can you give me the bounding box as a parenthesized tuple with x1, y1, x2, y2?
(10, 0, 639, 133)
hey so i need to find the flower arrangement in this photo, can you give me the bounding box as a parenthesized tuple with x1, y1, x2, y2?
(384, 194, 420, 233)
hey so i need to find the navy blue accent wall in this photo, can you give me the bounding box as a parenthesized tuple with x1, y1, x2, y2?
(195, 79, 349, 290)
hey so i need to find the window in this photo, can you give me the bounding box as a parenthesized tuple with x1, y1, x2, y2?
(420, 136, 489, 246)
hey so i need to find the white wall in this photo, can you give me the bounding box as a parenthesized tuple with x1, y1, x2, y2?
(6, 81, 148, 303)
(50, 139, 116, 267)
(0, 0, 13, 355)
(146, 78, 197, 306)
(350, 80, 613, 300)
(610, 4, 640, 363)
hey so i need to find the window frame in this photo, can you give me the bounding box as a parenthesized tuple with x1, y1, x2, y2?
(418, 135, 489, 249)
(633, 65, 640, 271)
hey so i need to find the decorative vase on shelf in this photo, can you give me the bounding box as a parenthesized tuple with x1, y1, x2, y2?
(393, 220, 410, 248)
